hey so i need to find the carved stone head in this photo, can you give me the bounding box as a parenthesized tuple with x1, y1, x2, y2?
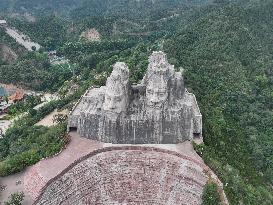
(146, 71, 169, 109)
(103, 62, 130, 113)
(144, 52, 174, 109)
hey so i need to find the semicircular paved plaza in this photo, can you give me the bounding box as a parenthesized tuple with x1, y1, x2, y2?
(33, 146, 209, 205)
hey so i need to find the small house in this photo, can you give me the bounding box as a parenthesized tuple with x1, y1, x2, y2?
(8, 90, 25, 103)
(0, 20, 7, 25)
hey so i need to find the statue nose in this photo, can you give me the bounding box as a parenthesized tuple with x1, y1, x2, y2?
(151, 94, 159, 103)
(109, 100, 115, 109)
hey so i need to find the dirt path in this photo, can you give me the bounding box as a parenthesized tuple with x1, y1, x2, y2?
(36, 109, 68, 127)
(33, 93, 59, 110)
(0, 116, 12, 135)
(0, 172, 32, 205)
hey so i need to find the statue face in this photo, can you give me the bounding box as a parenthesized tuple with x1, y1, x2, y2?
(103, 90, 126, 113)
(102, 62, 130, 114)
(146, 80, 168, 109)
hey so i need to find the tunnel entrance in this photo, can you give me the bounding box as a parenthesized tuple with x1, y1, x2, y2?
(69, 127, 77, 132)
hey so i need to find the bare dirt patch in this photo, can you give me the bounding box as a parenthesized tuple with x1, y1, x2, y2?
(80, 28, 101, 42)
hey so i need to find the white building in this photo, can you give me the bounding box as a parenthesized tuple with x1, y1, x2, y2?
(0, 20, 7, 25)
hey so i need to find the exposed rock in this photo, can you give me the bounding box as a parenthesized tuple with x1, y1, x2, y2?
(80, 28, 101, 42)
(68, 51, 202, 144)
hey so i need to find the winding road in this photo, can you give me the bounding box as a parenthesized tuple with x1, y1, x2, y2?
(4, 26, 40, 51)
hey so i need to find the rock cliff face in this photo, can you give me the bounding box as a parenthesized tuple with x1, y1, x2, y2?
(68, 51, 202, 144)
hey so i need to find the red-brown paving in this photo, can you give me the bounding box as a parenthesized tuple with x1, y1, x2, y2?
(33, 147, 209, 205)
(24, 132, 103, 201)
(16, 133, 227, 205)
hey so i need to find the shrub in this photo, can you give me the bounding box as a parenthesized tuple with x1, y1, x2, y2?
(4, 192, 24, 205)
(202, 182, 221, 205)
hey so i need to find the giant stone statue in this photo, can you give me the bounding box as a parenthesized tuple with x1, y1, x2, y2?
(68, 51, 202, 144)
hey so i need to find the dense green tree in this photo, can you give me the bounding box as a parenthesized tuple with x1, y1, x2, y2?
(164, 2, 273, 204)
(202, 182, 221, 205)
(0, 52, 73, 91)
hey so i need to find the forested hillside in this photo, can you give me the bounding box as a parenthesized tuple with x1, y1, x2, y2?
(0, 0, 83, 16)
(70, 0, 210, 19)
(0, 52, 73, 90)
(0, 0, 273, 204)
(164, 1, 273, 204)
(8, 16, 69, 50)
(0, 0, 210, 17)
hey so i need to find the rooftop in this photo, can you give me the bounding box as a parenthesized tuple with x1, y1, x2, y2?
(8, 90, 25, 102)
(0, 20, 7, 24)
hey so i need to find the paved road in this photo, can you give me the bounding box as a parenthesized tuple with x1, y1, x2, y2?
(5, 27, 40, 51)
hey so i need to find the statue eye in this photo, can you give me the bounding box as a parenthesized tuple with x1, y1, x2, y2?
(158, 92, 165, 96)
(115, 97, 121, 101)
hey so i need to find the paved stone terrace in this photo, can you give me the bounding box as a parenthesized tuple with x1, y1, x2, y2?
(34, 146, 209, 205)
(11, 131, 228, 205)
(24, 132, 205, 203)
(23, 133, 103, 203)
